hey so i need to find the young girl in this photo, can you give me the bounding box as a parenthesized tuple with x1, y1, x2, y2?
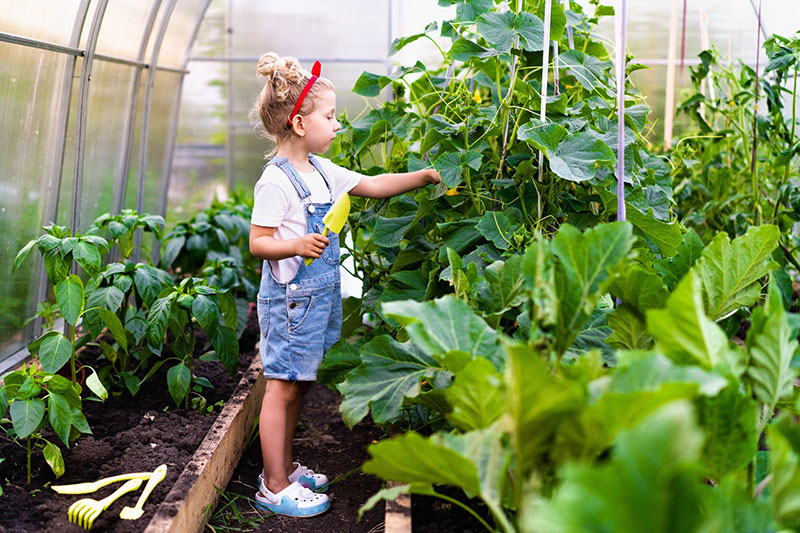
(249, 52, 441, 517)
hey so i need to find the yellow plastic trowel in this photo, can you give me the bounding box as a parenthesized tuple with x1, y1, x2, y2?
(305, 193, 351, 266)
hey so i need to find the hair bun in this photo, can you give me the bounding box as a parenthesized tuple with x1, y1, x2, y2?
(256, 52, 304, 83)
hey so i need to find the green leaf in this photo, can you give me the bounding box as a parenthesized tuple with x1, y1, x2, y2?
(473, 255, 526, 316)
(167, 363, 191, 406)
(192, 294, 220, 337)
(693, 225, 780, 321)
(73, 240, 102, 276)
(606, 305, 653, 350)
(695, 383, 758, 480)
(382, 296, 505, 370)
(647, 272, 742, 374)
(505, 341, 582, 476)
(551, 222, 634, 355)
(146, 295, 174, 346)
(48, 393, 73, 447)
(85, 367, 108, 401)
(353, 71, 392, 97)
(608, 352, 727, 397)
(43, 439, 65, 478)
(558, 49, 614, 91)
(135, 265, 165, 307)
(97, 308, 128, 353)
(526, 402, 708, 533)
(477, 11, 515, 53)
(515, 11, 547, 51)
(449, 37, 496, 61)
(518, 118, 567, 153)
(654, 229, 704, 291)
(86, 285, 125, 313)
(624, 202, 683, 257)
(475, 211, 520, 251)
(211, 326, 239, 376)
(608, 263, 668, 314)
(434, 151, 463, 188)
(317, 340, 362, 387)
(10, 398, 45, 439)
(55, 275, 84, 326)
(745, 277, 798, 408)
(338, 336, 446, 427)
(547, 132, 616, 182)
(768, 414, 800, 529)
(373, 215, 415, 247)
(162, 235, 185, 269)
(445, 357, 505, 431)
(363, 432, 481, 494)
(39, 332, 73, 374)
(13, 239, 37, 273)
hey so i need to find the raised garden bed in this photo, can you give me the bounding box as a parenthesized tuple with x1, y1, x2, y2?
(0, 309, 260, 532)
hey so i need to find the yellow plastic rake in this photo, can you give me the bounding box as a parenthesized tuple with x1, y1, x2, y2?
(67, 478, 142, 529)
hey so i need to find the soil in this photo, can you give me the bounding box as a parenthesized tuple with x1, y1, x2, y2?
(0, 308, 260, 533)
(208, 383, 387, 532)
(411, 486, 491, 532)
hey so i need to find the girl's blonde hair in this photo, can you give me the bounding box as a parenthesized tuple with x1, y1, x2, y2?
(251, 52, 334, 145)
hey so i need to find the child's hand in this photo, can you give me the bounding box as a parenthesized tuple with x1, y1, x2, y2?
(428, 169, 442, 185)
(295, 233, 329, 258)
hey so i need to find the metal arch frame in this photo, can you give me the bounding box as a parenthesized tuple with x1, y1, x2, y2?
(157, 0, 214, 227)
(69, 0, 110, 233)
(132, 0, 178, 263)
(225, 0, 235, 190)
(112, 0, 164, 217)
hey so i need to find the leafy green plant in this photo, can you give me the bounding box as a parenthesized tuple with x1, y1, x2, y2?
(144, 277, 239, 407)
(87, 209, 165, 260)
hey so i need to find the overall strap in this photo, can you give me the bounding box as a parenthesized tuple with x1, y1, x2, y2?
(267, 157, 311, 200)
(307, 154, 333, 196)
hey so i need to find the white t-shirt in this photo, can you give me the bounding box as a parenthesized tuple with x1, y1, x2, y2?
(251, 156, 363, 283)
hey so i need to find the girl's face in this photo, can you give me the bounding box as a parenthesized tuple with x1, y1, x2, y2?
(301, 88, 340, 153)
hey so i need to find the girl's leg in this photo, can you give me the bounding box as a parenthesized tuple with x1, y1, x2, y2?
(283, 381, 313, 471)
(260, 378, 304, 494)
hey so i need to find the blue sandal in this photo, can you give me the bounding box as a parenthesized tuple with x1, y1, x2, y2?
(259, 462, 330, 492)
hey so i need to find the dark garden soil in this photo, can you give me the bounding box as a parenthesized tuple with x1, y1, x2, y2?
(411, 485, 491, 533)
(0, 308, 261, 533)
(209, 383, 387, 532)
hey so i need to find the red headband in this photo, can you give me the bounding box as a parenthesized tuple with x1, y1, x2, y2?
(287, 60, 321, 127)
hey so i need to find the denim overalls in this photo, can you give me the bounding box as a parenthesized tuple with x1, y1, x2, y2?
(256, 155, 342, 381)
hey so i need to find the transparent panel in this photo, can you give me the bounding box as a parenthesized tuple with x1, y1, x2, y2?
(124, 69, 148, 212)
(57, 55, 83, 228)
(144, 71, 181, 217)
(0, 44, 69, 355)
(0, 0, 84, 46)
(94, 0, 158, 62)
(157, 0, 208, 69)
(231, 0, 390, 60)
(79, 60, 138, 229)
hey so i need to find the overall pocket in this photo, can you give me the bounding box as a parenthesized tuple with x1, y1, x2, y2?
(257, 297, 270, 338)
(288, 295, 314, 330)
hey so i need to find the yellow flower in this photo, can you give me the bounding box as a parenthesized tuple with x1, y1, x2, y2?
(446, 187, 459, 196)
(472, 89, 482, 104)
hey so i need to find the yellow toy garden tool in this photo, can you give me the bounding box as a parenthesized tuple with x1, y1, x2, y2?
(51, 471, 153, 495)
(120, 464, 168, 520)
(68, 478, 142, 529)
(305, 192, 351, 266)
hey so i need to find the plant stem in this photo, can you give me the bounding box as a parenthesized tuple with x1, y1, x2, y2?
(70, 324, 76, 384)
(26, 437, 31, 484)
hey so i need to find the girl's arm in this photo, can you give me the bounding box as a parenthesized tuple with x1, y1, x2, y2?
(249, 225, 329, 260)
(349, 168, 441, 199)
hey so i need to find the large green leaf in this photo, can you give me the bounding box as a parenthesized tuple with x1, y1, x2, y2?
(518, 118, 567, 153)
(338, 336, 447, 428)
(12, 239, 37, 273)
(608, 352, 727, 398)
(647, 272, 742, 374)
(55, 275, 84, 326)
(693, 225, 780, 321)
(473, 255, 526, 317)
(48, 392, 73, 447)
(655, 229, 704, 291)
(449, 37, 496, 61)
(146, 295, 174, 346)
(317, 339, 363, 387)
(39, 332, 73, 373)
(73, 240, 103, 276)
(695, 383, 758, 480)
(211, 326, 239, 376)
(43, 439, 65, 478)
(768, 414, 800, 529)
(547, 132, 616, 182)
(382, 296, 505, 370)
(167, 362, 191, 406)
(506, 342, 583, 476)
(444, 357, 506, 431)
(558, 49, 614, 91)
(134, 265, 164, 307)
(372, 215, 415, 247)
(475, 211, 520, 251)
(745, 278, 798, 408)
(192, 294, 220, 337)
(551, 222, 634, 355)
(525, 402, 709, 533)
(10, 398, 45, 439)
(606, 305, 653, 350)
(609, 263, 668, 314)
(363, 431, 481, 493)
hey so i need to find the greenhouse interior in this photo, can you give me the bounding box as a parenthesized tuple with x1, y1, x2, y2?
(1, 0, 800, 531)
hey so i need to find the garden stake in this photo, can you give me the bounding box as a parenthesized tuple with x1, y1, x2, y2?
(536, 0, 552, 186)
(120, 464, 167, 520)
(52, 471, 153, 495)
(615, 0, 628, 222)
(68, 478, 142, 530)
(305, 193, 351, 266)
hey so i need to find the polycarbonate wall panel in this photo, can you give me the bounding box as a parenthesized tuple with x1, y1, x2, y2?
(230, 0, 390, 60)
(0, 0, 83, 45)
(94, 0, 158, 62)
(0, 44, 68, 353)
(56, 56, 83, 228)
(157, 0, 208, 69)
(123, 70, 149, 213)
(78, 60, 138, 229)
(143, 71, 182, 217)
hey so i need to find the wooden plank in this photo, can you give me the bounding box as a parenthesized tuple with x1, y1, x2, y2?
(144, 352, 265, 533)
(384, 480, 412, 533)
